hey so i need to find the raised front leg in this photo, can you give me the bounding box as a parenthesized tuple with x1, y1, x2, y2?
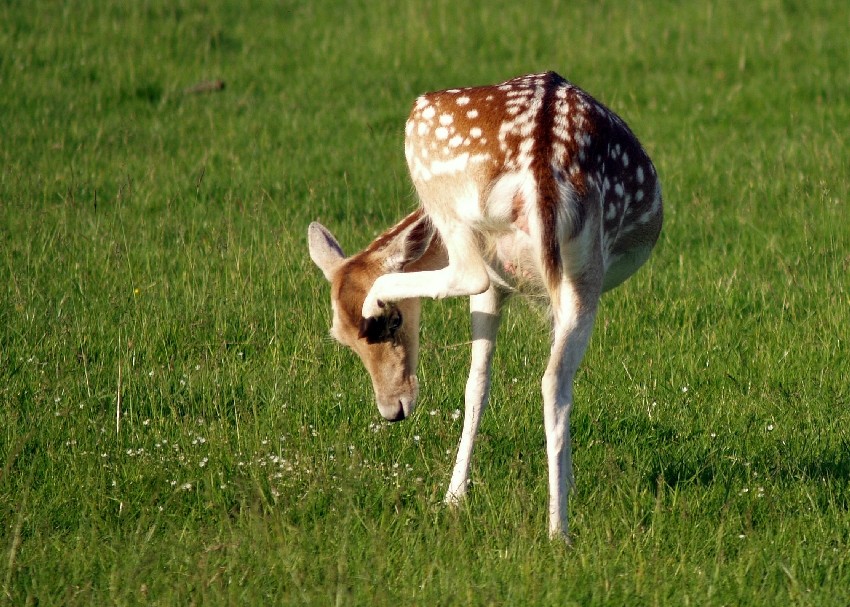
(542, 281, 599, 541)
(362, 224, 490, 318)
(445, 287, 503, 505)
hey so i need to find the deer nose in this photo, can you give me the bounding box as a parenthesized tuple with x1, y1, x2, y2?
(378, 395, 415, 422)
(386, 405, 406, 423)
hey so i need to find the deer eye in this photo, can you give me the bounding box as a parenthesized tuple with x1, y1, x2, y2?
(358, 307, 403, 344)
(387, 308, 402, 335)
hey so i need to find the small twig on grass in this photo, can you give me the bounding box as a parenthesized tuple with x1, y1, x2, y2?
(183, 79, 226, 95)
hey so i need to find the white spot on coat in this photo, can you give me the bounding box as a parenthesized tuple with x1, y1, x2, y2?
(430, 153, 469, 175)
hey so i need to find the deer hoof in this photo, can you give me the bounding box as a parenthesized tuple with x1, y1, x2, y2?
(361, 295, 385, 320)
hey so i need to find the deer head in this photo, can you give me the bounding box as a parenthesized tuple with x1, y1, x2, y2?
(307, 213, 437, 422)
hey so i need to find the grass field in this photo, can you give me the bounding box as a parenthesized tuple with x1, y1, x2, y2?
(2, 0, 849, 604)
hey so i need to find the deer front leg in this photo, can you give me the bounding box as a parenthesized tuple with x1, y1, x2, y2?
(445, 287, 503, 505)
(362, 224, 489, 318)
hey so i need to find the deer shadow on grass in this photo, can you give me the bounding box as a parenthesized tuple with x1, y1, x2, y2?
(637, 415, 850, 512)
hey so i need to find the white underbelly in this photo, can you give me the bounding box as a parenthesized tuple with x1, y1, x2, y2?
(482, 228, 652, 296)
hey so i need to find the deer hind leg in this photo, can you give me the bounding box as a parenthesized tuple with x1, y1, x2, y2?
(445, 286, 504, 505)
(541, 188, 605, 540)
(542, 275, 600, 541)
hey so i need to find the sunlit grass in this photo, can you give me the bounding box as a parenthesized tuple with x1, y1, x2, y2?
(2, 0, 849, 604)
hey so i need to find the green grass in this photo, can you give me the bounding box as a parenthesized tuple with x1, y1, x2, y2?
(2, 0, 849, 604)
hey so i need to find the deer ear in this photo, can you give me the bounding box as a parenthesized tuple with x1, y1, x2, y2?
(308, 222, 346, 281)
(384, 216, 435, 272)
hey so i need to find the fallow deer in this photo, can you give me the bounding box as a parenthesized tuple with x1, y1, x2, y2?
(308, 72, 663, 540)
